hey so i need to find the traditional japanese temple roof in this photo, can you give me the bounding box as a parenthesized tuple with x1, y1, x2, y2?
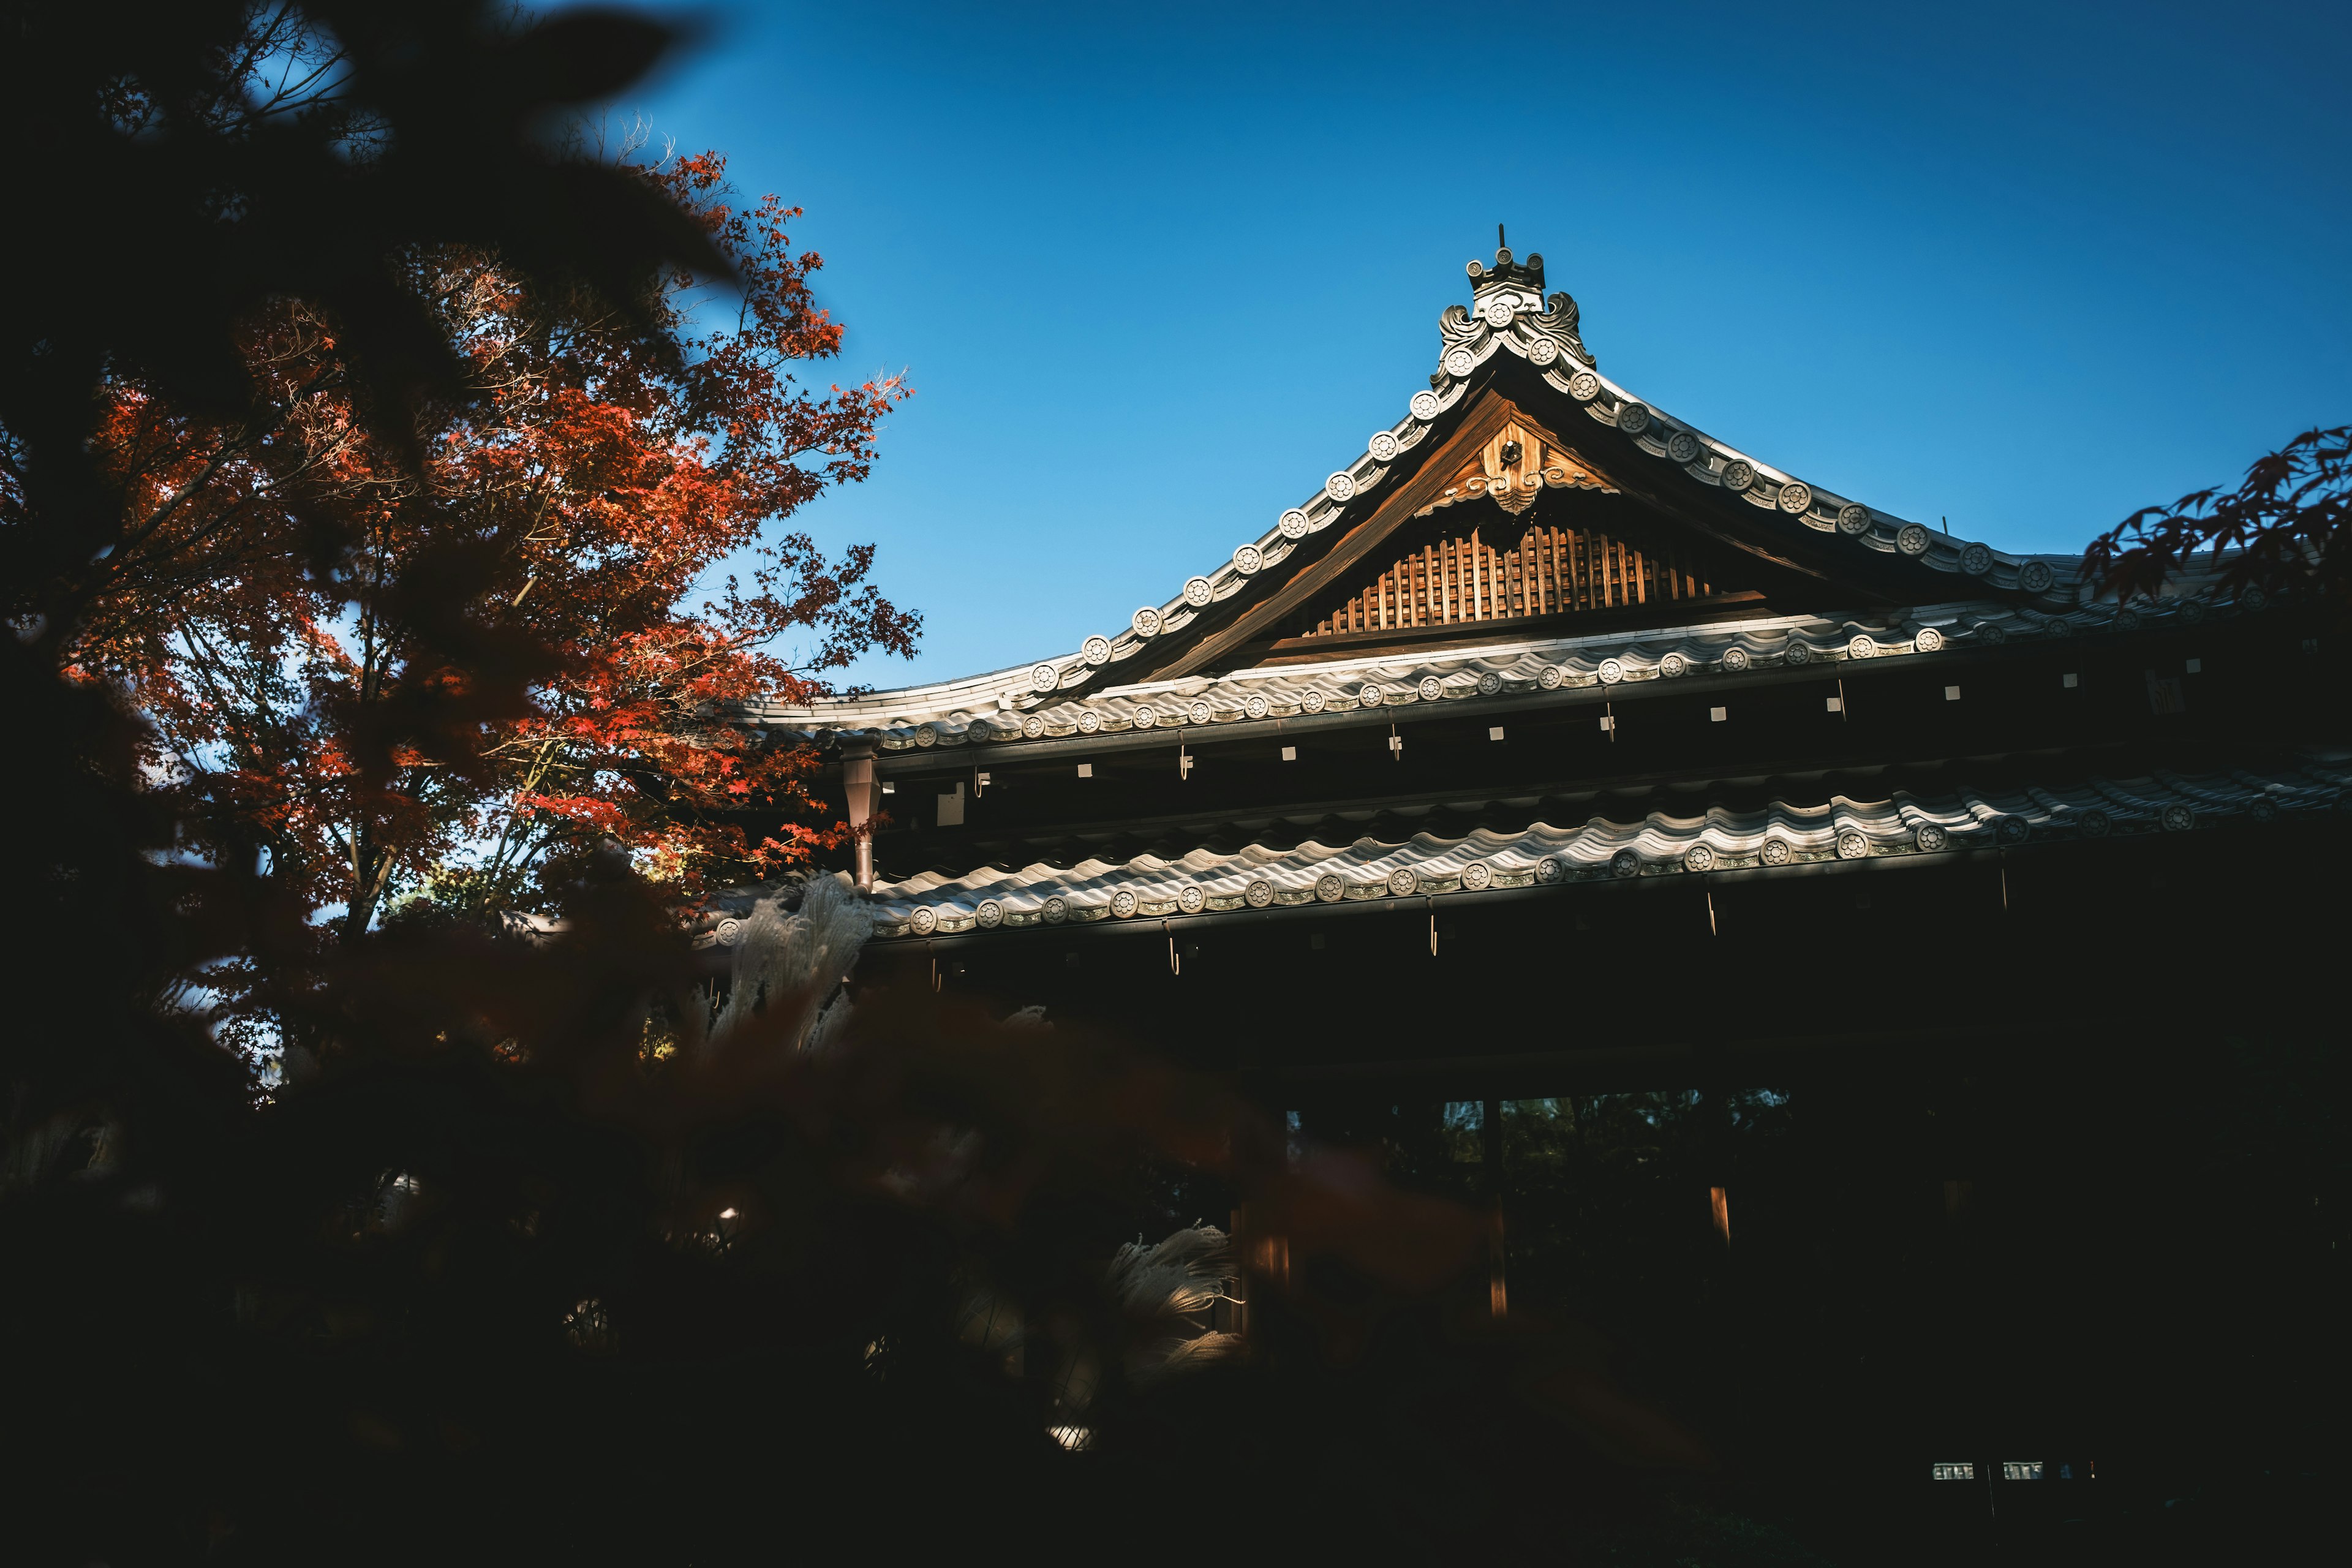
(728, 245, 2323, 963)
(760, 245, 2146, 748)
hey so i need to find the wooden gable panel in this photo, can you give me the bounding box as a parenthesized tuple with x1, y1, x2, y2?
(1294, 518, 1719, 639)
(1288, 409, 1722, 637)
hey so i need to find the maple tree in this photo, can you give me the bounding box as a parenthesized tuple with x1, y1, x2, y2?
(2, 9, 1743, 1560)
(2083, 424, 2351, 607)
(65, 146, 918, 946)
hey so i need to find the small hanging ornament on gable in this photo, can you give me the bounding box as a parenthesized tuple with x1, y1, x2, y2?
(1415, 413, 1615, 520)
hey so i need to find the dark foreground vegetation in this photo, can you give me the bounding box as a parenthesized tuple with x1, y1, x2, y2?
(1298, 1028, 2343, 1564)
(1, 4, 2342, 1562)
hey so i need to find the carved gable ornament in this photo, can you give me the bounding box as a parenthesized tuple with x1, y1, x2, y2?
(1415, 417, 1616, 518)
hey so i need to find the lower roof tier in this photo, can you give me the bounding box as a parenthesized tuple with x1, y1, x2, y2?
(851, 749, 2349, 940)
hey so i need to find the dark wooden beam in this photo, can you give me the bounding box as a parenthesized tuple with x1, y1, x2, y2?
(1147, 391, 1539, 680)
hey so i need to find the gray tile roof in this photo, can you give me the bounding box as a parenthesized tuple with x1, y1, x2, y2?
(841, 753, 2344, 940)
(750, 582, 2260, 753)
(756, 252, 2134, 742)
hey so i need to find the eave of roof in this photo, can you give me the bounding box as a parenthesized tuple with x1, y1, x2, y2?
(841, 752, 2347, 941)
(750, 581, 2263, 758)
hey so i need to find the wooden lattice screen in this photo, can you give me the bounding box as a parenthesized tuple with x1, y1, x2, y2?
(1296, 524, 1716, 639)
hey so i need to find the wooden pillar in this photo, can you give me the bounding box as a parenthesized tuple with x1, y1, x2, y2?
(1702, 1084, 1732, 1246)
(1482, 1098, 1507, 1315)
(841, 739, 879, 890)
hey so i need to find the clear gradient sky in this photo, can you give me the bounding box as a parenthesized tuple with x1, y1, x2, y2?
(624, 1, 2351, 693)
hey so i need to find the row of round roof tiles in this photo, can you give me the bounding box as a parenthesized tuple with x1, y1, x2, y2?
(846, 764, 2346, 939)
(840, 590, 2267, 749)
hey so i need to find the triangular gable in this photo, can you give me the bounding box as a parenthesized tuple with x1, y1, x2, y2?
(774, 245, 2066, 718)
(1142, 393, 1797, 680)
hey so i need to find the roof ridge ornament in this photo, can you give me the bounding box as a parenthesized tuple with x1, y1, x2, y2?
(1465, 241, 1543, 296)
(1463, 238, 1591, 368)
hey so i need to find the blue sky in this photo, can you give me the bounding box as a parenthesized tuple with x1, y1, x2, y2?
(626, 1, 2351, 693)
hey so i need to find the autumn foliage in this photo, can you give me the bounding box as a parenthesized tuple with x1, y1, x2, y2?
(61, 148, 918, 944)
(2082, 424, 2352, 608)
(29, 7, 2337, 1563)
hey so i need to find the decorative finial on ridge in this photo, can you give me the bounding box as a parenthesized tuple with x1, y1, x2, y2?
(1457, 235, 1588, 361)
(1464, 241, 1544, 296)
